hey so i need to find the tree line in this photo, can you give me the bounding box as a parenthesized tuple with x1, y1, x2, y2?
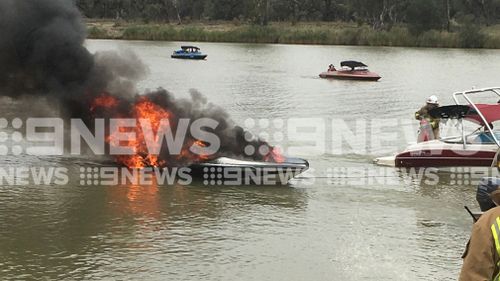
(76, 0, 500, 33)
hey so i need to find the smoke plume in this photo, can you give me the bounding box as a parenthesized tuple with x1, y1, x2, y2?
(0, 0, 282, 167)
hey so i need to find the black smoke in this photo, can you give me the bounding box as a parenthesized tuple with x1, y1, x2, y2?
(0, 0, 282, 166)
(0, 0, 145, 112)
(0, 0, 92, 96)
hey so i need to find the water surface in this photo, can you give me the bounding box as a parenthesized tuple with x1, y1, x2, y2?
(2, 40, 500, 280)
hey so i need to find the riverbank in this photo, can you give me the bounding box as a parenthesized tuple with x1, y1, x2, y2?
(86, 20, 500, 49)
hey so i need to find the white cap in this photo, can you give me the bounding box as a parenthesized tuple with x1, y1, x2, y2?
(426, 95, 439, 104)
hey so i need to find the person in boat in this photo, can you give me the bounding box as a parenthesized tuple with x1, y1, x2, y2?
(415, 95, 440, 140)
(459, 187, 500, 280)
(328, 64, 336, 72)
(474, 123, 496, 143)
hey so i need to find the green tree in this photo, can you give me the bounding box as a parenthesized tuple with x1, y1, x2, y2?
(458, 17, 485, 47)
(406, 0, 445, 34)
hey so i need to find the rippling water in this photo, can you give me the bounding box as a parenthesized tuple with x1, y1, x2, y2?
(1, 40, 500, 280)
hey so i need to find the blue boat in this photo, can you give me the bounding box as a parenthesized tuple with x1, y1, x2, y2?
(171, 46, 207, 60)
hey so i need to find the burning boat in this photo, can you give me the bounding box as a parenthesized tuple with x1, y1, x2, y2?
(0, 0, 308, 185)
(375, 87, 500, 168)
(88, 91, 308, 184)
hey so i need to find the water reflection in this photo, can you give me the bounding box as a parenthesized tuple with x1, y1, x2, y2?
(0, 168, 307, 279)
(397, 168, 481, 203)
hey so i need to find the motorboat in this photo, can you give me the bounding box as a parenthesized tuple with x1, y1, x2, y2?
(375, 87, 500, 168)
(465, 177, 500, 223)
(319, 61, 381, 81)
(171, 46, 207, 60)
(189, 157, 309, 185)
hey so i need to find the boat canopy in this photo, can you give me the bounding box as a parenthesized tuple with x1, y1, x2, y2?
(429, 105, 470, 119)
(466, 104, 500, 125)
(429, 104, 500, 125)
(181, 46, 200, 50)
(340, 61, 368, 69)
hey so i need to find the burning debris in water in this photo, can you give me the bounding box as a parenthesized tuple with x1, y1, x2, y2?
(0, 0, 284, 168)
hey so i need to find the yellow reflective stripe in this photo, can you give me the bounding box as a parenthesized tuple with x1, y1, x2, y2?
(496, 216, 500, 255)
(492, 221, 500, 256)
(492, 217, 500, 281)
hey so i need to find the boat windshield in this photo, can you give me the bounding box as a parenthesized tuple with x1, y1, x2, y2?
(180, 46, 200, 53)
(443, 131, 500, 145)
(441, 120, 500, 144)
(437, 88, 500, 147)
(468, 131, 500, 144)
(340, 66, 368, 71)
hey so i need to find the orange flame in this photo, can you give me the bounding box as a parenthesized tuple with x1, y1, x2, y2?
(265, 147, 285, 163)
(90, 94, 281, 168)
(90, 93, 119, 112)
(176, 139, 211, 162)
(94, 95, 212, 168)
(107, 99, 172, 168)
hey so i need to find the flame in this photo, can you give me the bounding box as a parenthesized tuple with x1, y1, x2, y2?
(135, 97, 171, 129)
(90, 92, 119, 112)
(93, 95, 213, 168)
(90, 93, 283, 168)
(194, 140, 211, 161)
(107, 98, 172, 168)
(265, 147, 285, 163)
(176, 139, 211, 162)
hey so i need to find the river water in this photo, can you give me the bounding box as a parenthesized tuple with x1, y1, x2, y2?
(2, 40, 500, 280)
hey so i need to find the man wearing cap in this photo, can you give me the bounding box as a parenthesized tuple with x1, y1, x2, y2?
(459, 189, 500, 280)
(415, 95, 440, 141)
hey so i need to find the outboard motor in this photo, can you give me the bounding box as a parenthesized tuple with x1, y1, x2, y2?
(477, 177, 500, 211)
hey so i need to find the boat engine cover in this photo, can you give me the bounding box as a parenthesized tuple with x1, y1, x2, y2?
(477, 177, 500, 211)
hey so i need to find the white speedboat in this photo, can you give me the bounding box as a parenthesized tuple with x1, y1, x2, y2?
(375, 87, 500, 168)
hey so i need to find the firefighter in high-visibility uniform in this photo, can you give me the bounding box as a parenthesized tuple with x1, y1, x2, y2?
(415, 95, 440, 141)
(459, 190, 500, 281)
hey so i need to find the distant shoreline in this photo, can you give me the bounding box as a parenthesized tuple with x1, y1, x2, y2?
(85, 19, 500, 49)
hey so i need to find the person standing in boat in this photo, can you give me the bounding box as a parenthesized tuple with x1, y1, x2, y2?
(459, 188, 500, 280)
(328, 64, 336, 72)
(415, 95, 440, 141)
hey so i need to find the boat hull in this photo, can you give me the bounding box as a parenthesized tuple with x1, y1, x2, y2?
(375, 139, 499, 168)
(395, 139, 498, 167)
(319, 70, 381, 81)
(171, 54, 207, 60)
(188, 157, 309, 185)
(395, 150, 497, 167)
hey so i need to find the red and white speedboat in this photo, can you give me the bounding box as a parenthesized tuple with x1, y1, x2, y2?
(319, 61, 381, 81)
(375, 87, 500, 168)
